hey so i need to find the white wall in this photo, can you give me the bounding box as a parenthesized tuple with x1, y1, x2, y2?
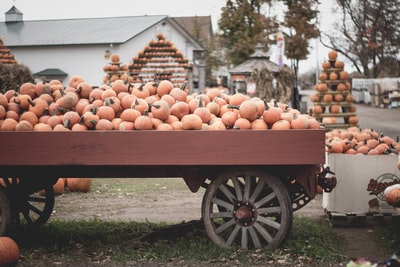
(10, 20, 197, 88)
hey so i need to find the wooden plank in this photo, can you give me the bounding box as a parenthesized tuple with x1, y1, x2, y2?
(0, 130, 325, 166)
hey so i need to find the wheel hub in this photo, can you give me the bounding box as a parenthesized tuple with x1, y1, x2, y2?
(234, 201, 257, 226)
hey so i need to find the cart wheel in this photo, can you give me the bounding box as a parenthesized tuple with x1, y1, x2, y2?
(2, 178, 55, 227)
(202, 169, 293, 249)
(13, 185, 55, 226)
(0, 186, 12, 236)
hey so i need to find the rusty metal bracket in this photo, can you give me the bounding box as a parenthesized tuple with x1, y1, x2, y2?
(317, 166, 337, 193)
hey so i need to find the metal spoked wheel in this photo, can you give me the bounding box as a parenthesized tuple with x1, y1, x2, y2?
(2, 178, 55, 227)
(0, 186, 12, 236)
(202, 169, 293, 250)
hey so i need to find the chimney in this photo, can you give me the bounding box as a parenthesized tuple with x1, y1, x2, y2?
(5, 6, 23, 23)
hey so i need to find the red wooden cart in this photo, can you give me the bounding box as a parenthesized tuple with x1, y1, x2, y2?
(0, 129, 336, 249)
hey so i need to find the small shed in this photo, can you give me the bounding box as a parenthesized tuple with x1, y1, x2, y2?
(229, 44, 293, 103)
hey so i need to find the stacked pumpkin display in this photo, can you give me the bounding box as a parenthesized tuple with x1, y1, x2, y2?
(0, 76, 323, 132)
(102, 53, 130, 85)
(128, 33, 191, 88)
(311, 50, 358, 130)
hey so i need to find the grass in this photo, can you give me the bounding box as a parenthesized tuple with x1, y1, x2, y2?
(91, 178, 192, 195)
(12, 216, 345, 266)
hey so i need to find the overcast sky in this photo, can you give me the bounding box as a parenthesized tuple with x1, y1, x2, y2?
(0, 0, 341, 76)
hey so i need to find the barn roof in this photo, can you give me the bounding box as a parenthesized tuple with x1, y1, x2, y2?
(0, 15, 176, 47)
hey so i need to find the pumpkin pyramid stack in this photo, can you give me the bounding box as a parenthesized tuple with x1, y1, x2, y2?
(102, 53, 129, 85)
(310, 50, 358, 130)
(0, 38, 17, 64)
(128, 33, 191, 87)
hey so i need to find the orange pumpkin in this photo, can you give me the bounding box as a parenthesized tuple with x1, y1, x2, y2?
(233, 118, 251, 130)
(156, 80, 174, 97)
(271, 119, 291, 130)
(15, 120, 33, 131)
(151, 100, 170, 121)
(65, 178, 92, 193)
(181, 114, 203, 130)
(170, 101, 190, 120)
(328, 50, 338, 60)
(134, 111, 153, 130)
(384, 185, 400, 207)
(238, 99, 258, 122)
(68, 75, 85, 89)
(0, 236, 20, 266)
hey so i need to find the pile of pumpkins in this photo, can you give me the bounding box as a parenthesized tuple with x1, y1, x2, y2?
(0, 76, 321, 132)
(325, 127, 400, 156)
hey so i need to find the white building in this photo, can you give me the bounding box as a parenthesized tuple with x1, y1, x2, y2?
(0, 6, 206, 90)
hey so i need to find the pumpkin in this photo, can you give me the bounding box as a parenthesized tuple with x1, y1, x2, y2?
(110, 53, 120, 63)
(77, 82, 93, 99)
(35, 81, 51, 96)
(65, 178, 92, 192)
(63, 111, 81, 129)
(323, 94, 333, 103)
(134, 111, 153, 130)
(130, 83, 149, 99)
(0, 236, 20, 266)
(233, 117, 251, 130)
(290, 114, 310, 129)
(181, 114, 203, 130)
(316, 83, 328, 92)
(156, 80, 174, 97)
(238, 99, 258, 122)
(334, 61, 345, 69)
(151, 100, 170, 121)
(228, 93, 247, 106)
(321, 61, 331, 69)
(221, 110, 238, 128)
(96, 104, 115, 121)
(329, 72, 338, 81)
(119, 108, 141, 122)
(193, 97, 211, 124)
(250, 118, 268, 130)
(271, 119, 291, 130)
(170, 101, 190, 120)
(1, 118, 18, 131)
(19, 82, 36, 99)
(19, 111, 39, 127)
(95, 119, 113, 130)
(68, 75, 85, 89)
(169, 84, 188, 102)
(28, 98, 48, 117)
(0, 105, 5, 120)
(15, 120, 33, 131)
(262, 105, 282, 126)
(328, 50, 338, 60)
(384, 184, 400, 207)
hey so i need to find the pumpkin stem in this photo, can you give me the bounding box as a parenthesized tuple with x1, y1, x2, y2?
(59, 88, 66, 96)
(198, 96, 204, 108)
(226, 104, 240, 110)
(90, 105, 98, 115)
(28, 98, 35, 107)
(76, 86, 82, 95)
(64, 119, 71, 128)
(180, 81, 188, 91)
(152, 104, 161, 109)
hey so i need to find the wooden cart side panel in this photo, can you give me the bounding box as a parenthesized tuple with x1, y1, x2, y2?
(0, 130, 325, 166)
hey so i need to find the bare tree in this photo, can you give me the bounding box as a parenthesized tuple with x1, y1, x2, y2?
(320, 0, 400, 77)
